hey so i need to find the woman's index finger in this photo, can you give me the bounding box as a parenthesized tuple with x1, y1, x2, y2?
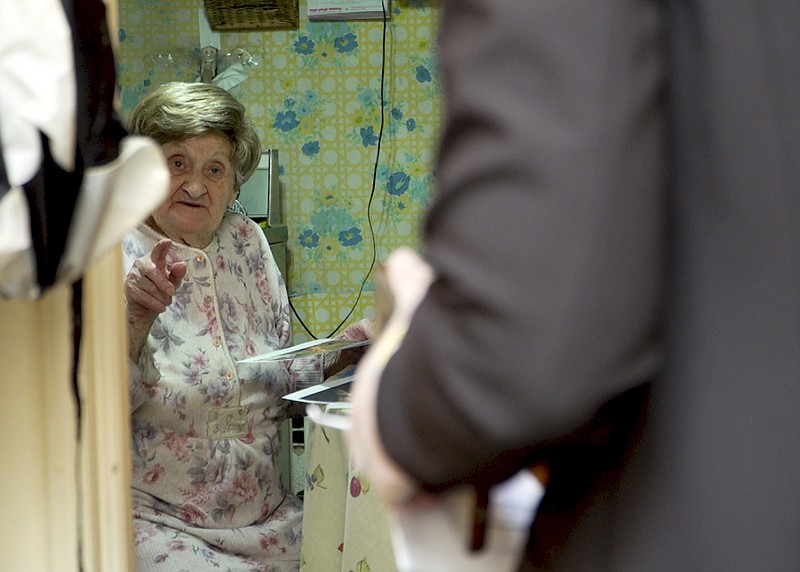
(149, 238, 174, 271)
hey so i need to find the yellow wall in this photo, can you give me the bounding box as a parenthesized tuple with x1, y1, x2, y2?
(116, 0, 442, 340)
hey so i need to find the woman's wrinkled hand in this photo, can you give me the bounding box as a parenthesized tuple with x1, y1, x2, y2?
(323, 318, 375, 378)
(340, 318, 374, 343)
(124, 238, 187, 361)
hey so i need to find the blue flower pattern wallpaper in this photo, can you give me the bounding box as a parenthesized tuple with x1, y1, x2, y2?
(117, 0, 441, 340)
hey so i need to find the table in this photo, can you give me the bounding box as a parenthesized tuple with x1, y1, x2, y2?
(300, 418, 398, 572)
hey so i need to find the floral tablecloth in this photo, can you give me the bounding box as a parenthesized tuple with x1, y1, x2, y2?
(300, 419, 397, 572)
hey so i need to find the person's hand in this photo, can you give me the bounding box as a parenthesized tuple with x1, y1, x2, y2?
(124, 238, 187, 361)
(323, 318, 375, 378)
(378, 247, 435, 326)
(348, 248, 434, 506)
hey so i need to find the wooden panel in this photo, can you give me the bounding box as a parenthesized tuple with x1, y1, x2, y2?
(80, 246, 134, 572)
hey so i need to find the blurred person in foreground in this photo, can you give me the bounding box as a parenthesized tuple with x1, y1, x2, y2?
(350, 0, 800, 570)
(123, 81, 369, 572)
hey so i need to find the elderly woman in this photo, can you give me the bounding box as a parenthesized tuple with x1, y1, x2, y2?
(123, 82, 368, 571)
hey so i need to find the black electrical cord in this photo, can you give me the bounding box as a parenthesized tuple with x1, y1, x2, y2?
(289, 2, 389, 339)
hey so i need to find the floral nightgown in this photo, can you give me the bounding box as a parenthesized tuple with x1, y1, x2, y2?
(123, 213, 323, 572)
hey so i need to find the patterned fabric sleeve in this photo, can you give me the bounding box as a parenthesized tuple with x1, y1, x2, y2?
(128, 350, 159, 412)
(247, 214, 324, 392)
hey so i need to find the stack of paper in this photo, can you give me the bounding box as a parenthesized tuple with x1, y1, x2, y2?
(283, 374, 355, 405)
(238, 337, 370, 364)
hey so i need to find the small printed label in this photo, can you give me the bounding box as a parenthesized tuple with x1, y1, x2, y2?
(207, 406, 248, 439)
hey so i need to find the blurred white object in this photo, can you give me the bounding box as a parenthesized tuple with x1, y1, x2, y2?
(0, 0, 76, 184)
(0, 0, 170, 299)
(56, 137, 170, 285)
(389, 470, 544, 572)
(306, 403, 352, 432)
(212, 62, 249, 91)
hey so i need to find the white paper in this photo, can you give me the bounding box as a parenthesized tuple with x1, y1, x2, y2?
(238, 337, 370, 363)
(283, 374, 354, 404)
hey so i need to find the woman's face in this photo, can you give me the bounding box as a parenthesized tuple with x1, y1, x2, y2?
(150, 132, 237, 248)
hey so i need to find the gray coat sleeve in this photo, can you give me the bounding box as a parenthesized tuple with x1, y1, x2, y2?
(376, 0, 666, 489)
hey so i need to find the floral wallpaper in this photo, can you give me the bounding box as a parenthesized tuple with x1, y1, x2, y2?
(116, 0, 441, 341)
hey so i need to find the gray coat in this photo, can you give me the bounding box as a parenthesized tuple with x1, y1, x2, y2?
(375, 0, 800, 569)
